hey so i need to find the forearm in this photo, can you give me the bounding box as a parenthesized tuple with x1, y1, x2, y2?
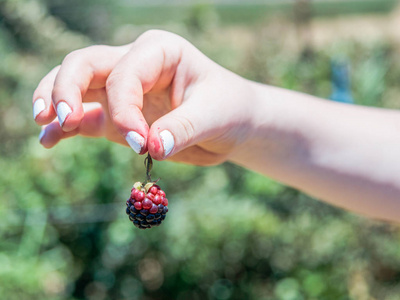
(231, 81, 400, 222)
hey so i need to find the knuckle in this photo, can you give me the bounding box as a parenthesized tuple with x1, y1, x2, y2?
(51, 85, 64, 101)
(139, 29, 166, 40)
(110, 108, 128, 131)
(63, 49, 82, 64)
(85, 44, 107, 52)
(63, 45, 105, 64)
(106, 71, 141, 98)
(175, 115, 195, 143)
(136, 30, 178, 45)
(110, 108, 124, 125)
(105, 71, 122, 92)
(110, 103, 141, 131)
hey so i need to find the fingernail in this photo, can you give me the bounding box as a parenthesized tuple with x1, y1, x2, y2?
(56, 102, 72, 127)
(160, 130, 174, 157)
(33, 98, 45, 120)
(38, 128, 45, 142)
(125, 131, 145, 154)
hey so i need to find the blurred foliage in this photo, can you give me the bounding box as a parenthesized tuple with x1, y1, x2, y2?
(1, 0, 400, 299)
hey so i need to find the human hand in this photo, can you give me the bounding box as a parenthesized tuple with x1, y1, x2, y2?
(33, 30, 255, 165)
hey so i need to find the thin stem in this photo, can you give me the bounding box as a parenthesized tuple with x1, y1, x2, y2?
(144, 153, 153, 183)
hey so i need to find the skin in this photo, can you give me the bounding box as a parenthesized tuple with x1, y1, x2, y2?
(33, 30, 400, 223)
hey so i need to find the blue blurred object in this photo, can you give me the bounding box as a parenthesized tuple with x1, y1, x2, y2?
(330, 59, 354, 104)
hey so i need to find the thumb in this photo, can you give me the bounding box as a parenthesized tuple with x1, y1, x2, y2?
(147, 102, 205, 160)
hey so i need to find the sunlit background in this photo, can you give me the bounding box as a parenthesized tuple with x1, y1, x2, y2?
(1, 0, 400, 299)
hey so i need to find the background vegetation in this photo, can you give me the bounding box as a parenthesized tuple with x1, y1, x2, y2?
(1, 0, 400, 299)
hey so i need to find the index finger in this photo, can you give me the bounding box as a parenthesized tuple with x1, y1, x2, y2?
(50, 45, 129, 131)
(106, 30, 184, 155)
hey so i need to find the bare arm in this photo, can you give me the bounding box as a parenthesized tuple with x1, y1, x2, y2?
(231, 82, 400, 222)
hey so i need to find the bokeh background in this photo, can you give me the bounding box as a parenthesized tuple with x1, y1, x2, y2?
(2, 0, 400, 299)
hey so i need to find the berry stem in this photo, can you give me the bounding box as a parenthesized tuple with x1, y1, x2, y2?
(144, 153, 153, 183)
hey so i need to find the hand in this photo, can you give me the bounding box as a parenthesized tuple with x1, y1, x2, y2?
(33, 30, 254, 165)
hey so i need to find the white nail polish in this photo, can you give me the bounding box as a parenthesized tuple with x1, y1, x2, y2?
(38, 128, 45, 142)
(160, 130, 174, 157)
(125, 131, 144, 154)
(56, 102, 72, 127)
(33, 98, 45, 119)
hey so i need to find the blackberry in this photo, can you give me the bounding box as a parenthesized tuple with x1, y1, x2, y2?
(125, 154, 169, 229)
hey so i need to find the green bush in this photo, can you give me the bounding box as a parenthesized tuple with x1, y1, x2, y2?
(1, 1, 400, 299)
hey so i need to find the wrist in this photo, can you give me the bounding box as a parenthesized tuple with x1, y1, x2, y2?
(229, 82, 311, 183)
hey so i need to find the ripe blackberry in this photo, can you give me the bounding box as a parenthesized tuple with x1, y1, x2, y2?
(125, 154, 169, 229)
(128, 183, 169, 229)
